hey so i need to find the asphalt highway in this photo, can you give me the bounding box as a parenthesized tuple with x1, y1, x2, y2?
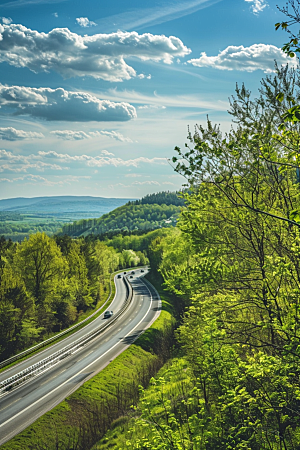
(0, 269, 161, 446)
(0, 271, 129, 383)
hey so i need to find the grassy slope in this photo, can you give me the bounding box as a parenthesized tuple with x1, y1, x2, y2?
(92, 356, 192, 450)
(1, 276, 176, 450)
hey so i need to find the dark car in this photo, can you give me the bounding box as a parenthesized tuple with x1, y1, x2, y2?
(117, 274, 122, 278)
(131, 271, 135, 274)
(104, 310, 113, 318)
(130, 275, 133, 279)
(140, 269, 144, 273)
(124, 271, 127, 274)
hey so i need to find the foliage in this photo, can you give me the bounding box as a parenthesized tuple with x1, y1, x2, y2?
(116, 65, 300, 448)
(60, 191, 184, 238)
(131, 191, 185, 207)
(0, 233, 121, 360)
(61, 203, 180, 238)
(0, 218, 62, 240)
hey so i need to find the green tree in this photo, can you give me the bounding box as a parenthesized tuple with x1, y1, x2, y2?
(13, 233, 66, 330)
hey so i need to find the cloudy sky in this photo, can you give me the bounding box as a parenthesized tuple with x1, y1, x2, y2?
(0, 0, 293, 199)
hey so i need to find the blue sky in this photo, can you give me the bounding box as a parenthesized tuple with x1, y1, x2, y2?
(0, 0, 294, 199)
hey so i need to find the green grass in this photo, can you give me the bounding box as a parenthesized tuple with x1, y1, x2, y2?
(92, 356, 193, 450)
(1, 275, 176, 450)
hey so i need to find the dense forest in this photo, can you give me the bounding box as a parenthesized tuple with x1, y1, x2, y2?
(130, 191, 185, 206)
(0, 233, 149, 361)
(61, 192, 182, 238)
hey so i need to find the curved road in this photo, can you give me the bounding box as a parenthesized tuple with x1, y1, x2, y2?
(0, 271, 129, 383)
(0, 269, 161, 446)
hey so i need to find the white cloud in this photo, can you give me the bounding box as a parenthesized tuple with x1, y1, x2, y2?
(137, 74, 152, 80)
(0, 174, 90, 185)
(245, 0, 267, 14)
(76, 17, 97, 27)
(0, 85, 136, 122)
(0, 149, 66, 172)
(2, 0, 69, 7)
(49, 129, 133, 141)
(0, 23, 191, 81)
(38, 150, 167, 168)
(108, 182, 131, 189)
(95, 0, 221, 31)
(125, 173, 142, 177)
(0, 148, 167, 183)
(53, 12, 58, 18)
(188, 44, 298, 73)
(90, 130, 133, 142)
(102, 88, 228, 110)
(132, 180, 160, 185)
(1, 17, 12, 24)
(101, 150, 115, 156)
(50, 130, 90, 140)
(0, 127, 44, 140)
(138, 104, 166, 110)
(0, 149, 29, 162)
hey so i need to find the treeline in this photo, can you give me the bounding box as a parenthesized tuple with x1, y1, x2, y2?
(130, 190, 185, 206)
(61, 203, 180, 238)
(0, 233, 148, 361)
(0, 221, 61, 238)
(0, 212, 22, 222)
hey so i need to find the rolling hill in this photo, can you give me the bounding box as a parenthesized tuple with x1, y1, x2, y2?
(60, 191, 185, 238)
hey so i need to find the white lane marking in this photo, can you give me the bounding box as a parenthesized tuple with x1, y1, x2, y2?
(0, 281, 153, 429)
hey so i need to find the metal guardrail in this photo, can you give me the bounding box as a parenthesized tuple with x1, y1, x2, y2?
(0, 267, 142, 370)
(0, 276, 133, 397)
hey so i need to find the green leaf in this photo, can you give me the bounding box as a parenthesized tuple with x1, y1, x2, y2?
(276, 92, 284, 102)
(290, 209, 300, 223)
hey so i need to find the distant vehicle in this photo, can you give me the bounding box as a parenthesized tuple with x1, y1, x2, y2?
(130, 275, 133, 278)
(124, 271, 127, 274)
(140, 269, 144, 272)
(131, 271, 135, 274)
(117, 274, 122, 278)
(104, 310, 113, 318)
